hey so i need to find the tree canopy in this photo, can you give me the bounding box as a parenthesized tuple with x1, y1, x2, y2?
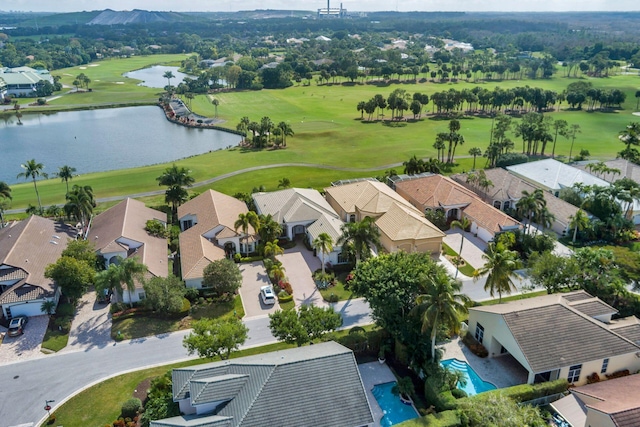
(202, 259, 242, 299)
(268, 305, 342, 347)
(45, 256, 95, 302)
(183, 317, 248, 360)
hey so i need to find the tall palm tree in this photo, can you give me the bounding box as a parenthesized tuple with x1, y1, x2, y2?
(474, 243, 521, 303)
(95, 264, 122, 299)
(64, 185, 95, 228)
(516, 189, 545, 235)
(415, 267, 469, 359)
(118, 256, 147, 308)
(55, 165, 76, 196)
(236, 116, 251, 143)
(0, 181, 12, 227)
(163, 70, 175, 88)
(17, 159, 48, 212)
(313, 233, 334, 274)
(263, 239, 284, 261)
(450, 217, 471, 279)
(337, 217, 381, 264)
(569, 209, 590, 243)
(212, 98, 219, 118)
(257, 214, 282, 243)
(618, 122, 640, 152)
(156, 164, 195, 222)
(468, 147, 482, 170)
(269, 263, 286, 283)
(235, 212, 259, 256)
(536, 207, 556, 232)
(277, 121, 294, 147)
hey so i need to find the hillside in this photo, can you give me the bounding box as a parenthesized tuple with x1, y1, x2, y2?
(17, 11, 102, 27)
(87, 9, 192, 25)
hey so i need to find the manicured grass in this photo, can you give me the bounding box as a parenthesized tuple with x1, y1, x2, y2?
(319, 272, 354, 302)
(479, 290, 548, 305)
(442, 243, 476, 277)
(41, 329, 70, 352)
(397, 410, 460, 427)
(278, 299, 295, 311)
(111, 296, 242, 340)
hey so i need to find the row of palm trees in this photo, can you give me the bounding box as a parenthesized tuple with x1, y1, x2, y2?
(236, 116, 294, 149)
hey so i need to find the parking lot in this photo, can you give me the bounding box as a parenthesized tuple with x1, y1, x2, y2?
(239, 261, 280, 319)
(0, 315, 49, 365)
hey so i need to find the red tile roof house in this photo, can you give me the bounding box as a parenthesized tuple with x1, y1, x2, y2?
(177, 190, 256, 289)
(86, 198, 168, 304)
(394, 174, 521, 243)
(0, 216, 77, 318)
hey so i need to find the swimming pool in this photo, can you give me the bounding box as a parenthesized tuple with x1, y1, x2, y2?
(440, 358, 497, 396)
(372, 382, 420, 427)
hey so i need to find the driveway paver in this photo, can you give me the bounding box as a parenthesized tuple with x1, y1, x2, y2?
(0, 315, 49, 365)
(63, 290, 113, 352)
(277, 245, 326, 308)
(443, 230, 488, 269)
(239, 261, 280, 319)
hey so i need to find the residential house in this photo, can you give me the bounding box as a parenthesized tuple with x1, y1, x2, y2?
(325, 179, 445, 256)
(394, 174, 520, 243)
(0, 216, 77, 318)
(150, 341, 374, 427)
(252, 188, 345, 264)
(452, 168, 579, 236)
(0, 66, 54, 97)
(178, 190, 254, 289)
(551, 374, 640, 427)
(468, 291, 640, 386)
(87, 198, 167, 303)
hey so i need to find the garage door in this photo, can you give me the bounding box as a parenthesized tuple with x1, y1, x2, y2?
(7, 302, 43, 317)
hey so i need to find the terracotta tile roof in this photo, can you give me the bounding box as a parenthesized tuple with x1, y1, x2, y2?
(395, 175, 520, 234)
(178, 190, 251, 281)
(324, 180, 415, 216)
(375, 202, 444, 241)
(572, 374, 640, 418)
(88, 198, 168, 278)
(0, 216, 77, 304)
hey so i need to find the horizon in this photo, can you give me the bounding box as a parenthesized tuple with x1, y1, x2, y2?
(4, 0, 640, 13)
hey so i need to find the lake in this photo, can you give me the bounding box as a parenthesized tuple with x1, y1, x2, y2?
(0, 106, 241, 185)
(123, 65, 190, 89)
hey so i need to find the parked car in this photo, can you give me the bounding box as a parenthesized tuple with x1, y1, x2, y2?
(260, 286, 276, 305)
(7, 316, 28, 337)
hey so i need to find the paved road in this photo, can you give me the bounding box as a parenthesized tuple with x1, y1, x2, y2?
(0, 297, 371, 427)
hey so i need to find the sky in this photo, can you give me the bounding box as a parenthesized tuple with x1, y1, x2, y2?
(6, 0, 640, 13)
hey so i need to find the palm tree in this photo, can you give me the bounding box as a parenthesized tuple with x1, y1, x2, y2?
(55, 165, 76, 196)
(415, 267, 469, 359)
(269, 263, 286, 283)
(257, 214, 282, 243)
(516, 189, 545, 235)
(235, 212, 259, 256)
(0, 181, 12, 228)
(95, 264, 122, 299)
(450, 217, 471, 279)
(164, 185, 189, 221)
(64, 185, 95, 228)
(569, 209, 590, 243)
(618, 122, 640, 152)
(211, 98, 219, 118)
(17, 159, 48, 212)
(263, 239, 284, 261)
(118, 256, 147, 308)
(277, 121, 294, 147)
(236, 116, 250, 143)
(156, 164, 195, 221)
(40, 300, 56, 317)
(278, 178, 291, 189)
(163, 71, 175, 88)
(313, 233, 334, 274)
(337, 217, 381, 264)
(468, 147, 482, 170)
(474, 243, 521, 303)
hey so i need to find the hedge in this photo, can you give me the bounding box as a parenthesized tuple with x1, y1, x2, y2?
(456, 379, 568, 407)
(397, 410, 460, 427)
(278, 293, 293, 303)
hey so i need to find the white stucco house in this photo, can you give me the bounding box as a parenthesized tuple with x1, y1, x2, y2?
(468, 291, 640, 386)
(0, 216, 77, 318)
(0, 66, 55, 97)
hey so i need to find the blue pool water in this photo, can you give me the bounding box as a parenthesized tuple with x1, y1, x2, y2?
(440, 358, 497, 396)
(372, 382, 420, 426)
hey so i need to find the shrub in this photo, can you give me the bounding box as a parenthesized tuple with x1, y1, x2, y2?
(233, 253, 242, 263)
(37, 98, 46, 105)
(496, 152, 528, 168)
(326, 293, 339, 303)
(470, 379, 568, 404)
(586, 372, 601, 384)
(179, 298, 191, 315)
(46, 414, 56, 425)
(277, 291, 293, 303)
(461, 332, 488, 357)
(121, 397, 142, 418)
(451, 388, 467, 399)
(606, 369, 630, 380)
(184, 287, 199, 302)
(145, 219, 167, 238)
(278, 281, 293, 295)
(56, 303, 75, 317)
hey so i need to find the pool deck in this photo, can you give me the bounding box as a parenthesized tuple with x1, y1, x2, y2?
(440, 337, 528, 389)
(358, 361, 399, 427)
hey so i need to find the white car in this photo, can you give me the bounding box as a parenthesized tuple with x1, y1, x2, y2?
(260, 286, 276, 305)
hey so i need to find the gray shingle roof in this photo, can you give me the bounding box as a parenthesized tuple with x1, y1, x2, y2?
(503, 304, 640, 373)
(164, 342, 373, 427)
(562, 290, 594, 302)
(571, 299, 617, 318)
(613, 324, 640, 345)
(611, 408, 640, 427)
(151, 414, 232, 427)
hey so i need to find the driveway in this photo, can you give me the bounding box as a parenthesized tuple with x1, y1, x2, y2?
(239, 261, 280, 319)
(278, 245, 326, 308)
(0, 315, 49, 365)
(63, 290, 113, 352)
(444, 230, 488, 270)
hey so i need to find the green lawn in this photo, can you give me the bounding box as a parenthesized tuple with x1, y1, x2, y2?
(41, 329, 69, 352)
(319, 272, 354, 302)
(4, 64, 640, 212)
(442, 243, 476, 277)
(479, 290, 548, 305)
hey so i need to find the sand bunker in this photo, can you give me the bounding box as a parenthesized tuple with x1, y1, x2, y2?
(88, 64, 100, 67)
(78, 66, 87, 69)
(114, 82, 125, 84)
(633, 112, 640, 117)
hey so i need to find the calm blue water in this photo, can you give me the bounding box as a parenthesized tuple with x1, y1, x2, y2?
(372, 382, 420, 427)
(123, 65, 190, 88)
(440, 358, 497, 396)
(0, 106, 240, 184)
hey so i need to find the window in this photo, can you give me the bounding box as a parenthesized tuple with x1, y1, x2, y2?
(568, 364, 582, 383)
(493, 201, 501, 209)
(601, 358, 609, 374)
(138, 292, 146, 300)
(182, 219, 193, 231)
(349, 214, 356, 223)
(503, 201, 511, 210)
(475, 323, 484, 344)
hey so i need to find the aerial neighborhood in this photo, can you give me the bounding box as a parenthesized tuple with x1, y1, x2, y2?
(1, 5, 640, 427)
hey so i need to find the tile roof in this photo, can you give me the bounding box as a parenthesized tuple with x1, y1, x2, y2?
(611, 408, 640, 427)
(472, 292, 640, 373)
(0, 267, 28, 282)
(610, 317, 640, 345)
(177, 190, 252, 281)
(507, 159, 610, 191)
(0, 216, 77, 304)
(88, 198, 168, 278)
(452, 168, 579, 226)
(572, 374, 640, 417)
(571, 299, 617, 318)
(164, 341, 373, 427)
(305, 213, 344, 244)
(325, 179, 415, 216)
(375, 202, 444, 241)
(561, 290, 594, 302)
(575, 159, 640, 184)
(395, 175, 520, 234)
(252, 188, 339, 223)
